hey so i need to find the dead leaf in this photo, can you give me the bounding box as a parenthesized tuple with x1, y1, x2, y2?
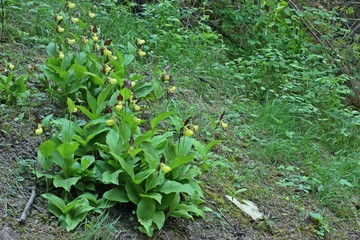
(225, 195, 264, 221)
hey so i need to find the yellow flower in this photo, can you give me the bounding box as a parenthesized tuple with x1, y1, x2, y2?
(193, 125, 199, 131)
(88, 11, 96, 18)
(115, 104, 123, 112)
(108, 78, 117, 85)
(8, 63, 14, 70)
(106, 119, 115, 126)
(168, 86, 176, 94)
(160, 163, 171, 174)
(81, 36, 89, 44)
(67, 38, 76, 45)
(68, 2, 76, 9)
(92, 35, 98, 42)
(111, 55, 118, 60)
(59, 51, 65, 59)
(104, 64, 111, 73)
(183, 128, 193, 137)
(221, 121, 228, 128)
(103, 47, 112, 57)
(134, 117, 142, 123)
(71, 17, 79, 23)
(134, 105, 141, 111)
(55, 15, 63, 22)
(35, 128, 43, 135)
(131, 81, 136, 88)
(136, 38, 145, 45)
(72, 107, 78, 113)
(137, 49, 146, 57)
(57, 26, 65, 33)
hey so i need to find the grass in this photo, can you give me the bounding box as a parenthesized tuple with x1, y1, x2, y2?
(1, 0, 359, 238)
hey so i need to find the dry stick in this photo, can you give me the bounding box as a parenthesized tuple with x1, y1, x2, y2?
(286, 0, 360, 102)
(19, 186, 36, 223)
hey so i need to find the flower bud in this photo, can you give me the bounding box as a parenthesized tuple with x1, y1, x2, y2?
(81, 36, 89, 44)
(134, 117, 142, 123)
(131, 81, 136, 88)
(72, 107, 78, 113)
(134, 105, 141, 111)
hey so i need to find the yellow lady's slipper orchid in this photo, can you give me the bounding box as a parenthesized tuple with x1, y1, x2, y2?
(67, 38, 76, 45)
(71, 17, 79, 23)
(106, 119, 115, 126)
(168, 86, 176, 94)
(92, 35, 99, 42)
(131, 81, 136, 88)
(136, 38, 145, 45)
(8, 63, 14, 70)
(72, 107, 78, 113)
(137, 49, 146, 57)
(193, 125, 199, 131)
(108, 78, 117, 85)
(55, 15, 63, 22)
(59, 51, 65, 59)
(81, 36, 89, 44)
(35, 128, 43, 135)
(103, 47, 112, 57)
(57, 26, 65, 33)
(160, 163, 171, 173)
(134, 105, 141, 111)
(68, 2, 76, 9)
(88, 11, 96, 18)
(104, 64, 111, 73)
(115, 104, 123, 112)
(221, 121, 228, 128)
(184, 128, 193, 137)
(134, 117, 142, 123)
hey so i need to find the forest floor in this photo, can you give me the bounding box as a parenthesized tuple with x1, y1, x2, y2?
(0, 43, 359, 240)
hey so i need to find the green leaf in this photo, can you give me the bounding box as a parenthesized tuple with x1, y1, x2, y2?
(80, 155, 95, 169)
(133, 169, 156, 184)
(153, 211, 165, 230)
(42, 193, 66, 214)
(123, 54, 134, 65)
(57, 142, 79, 159)
(137, 197, 155, 224)
(205, 140, 222, 153)
(86, 90, 97, 115)
(53, 175, 81, 192)
(61, 120, 75, 143)
(46, 42, 58, 57)
(97, 84, 112, 107)
(150, 111, 174, 129)
(158, 181, 195, 195)
(112, 153, 134, 179)
(101, 169, 123, 185)
(139, 193, 162, 204)
(77, 106, 97, 120)
(168, 155, 194, 170)
(125, 181, 143, 204)
(127, 42, 137, 55)
(39, 140, 56, 158)
(67, 98, 75, 114)
(145, 172, 165, 192)
(103, 187, 130, 203)
(175, 137, 193, 156)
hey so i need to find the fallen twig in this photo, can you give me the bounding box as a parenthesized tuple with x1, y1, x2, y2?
(19, 186, 36, 223)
